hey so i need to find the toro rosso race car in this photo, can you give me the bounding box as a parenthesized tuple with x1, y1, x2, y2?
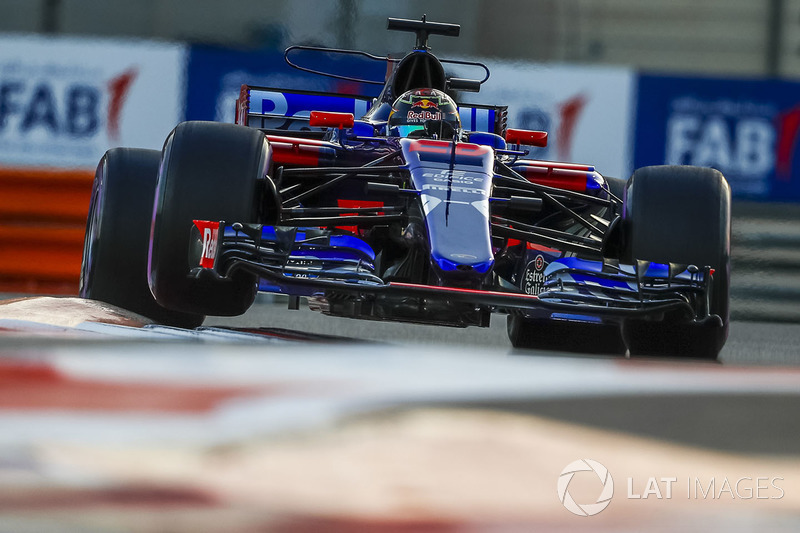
(80, 16, 731, 358)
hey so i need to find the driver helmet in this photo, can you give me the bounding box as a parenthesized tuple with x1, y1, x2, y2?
(387, 88, 461, 139)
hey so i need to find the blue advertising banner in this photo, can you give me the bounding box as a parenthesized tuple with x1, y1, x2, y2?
(635, 74, 800, 201)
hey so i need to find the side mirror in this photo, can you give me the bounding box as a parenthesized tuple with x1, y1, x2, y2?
(505, 128, 548, 147)
(309, 111, 355, 129)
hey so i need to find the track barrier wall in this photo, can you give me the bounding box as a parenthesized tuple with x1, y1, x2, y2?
(1, 35, 798, 321)
(0, 168, 92, 293)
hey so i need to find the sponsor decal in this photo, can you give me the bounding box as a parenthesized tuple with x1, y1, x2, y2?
(407, 109, 442, 122)
(201, 227, 218, 267)
(247, 89, 371, 131)
(664, 97, 775, 196)
(557, 94, 587, 161)
(512, 95, 586, 160)
(194, 220, 220, 269)
(479, 61, 634, 178)
(106, 68, 138, 141)
(0, 35, 185, 169)
(523, 253, 547, 295)
(777, 106, 800, 180)
(0, 79, 100, 137)
(421, 183, 486, 196)
(423, 169, 485, 183)
(411, 98, 439, 109)
(635, 75, 800, 200)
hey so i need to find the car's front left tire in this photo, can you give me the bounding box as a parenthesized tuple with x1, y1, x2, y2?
(507, 314, 627, 355)
(148, 121, 270, 316)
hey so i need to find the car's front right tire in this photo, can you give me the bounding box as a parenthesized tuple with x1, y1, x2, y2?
(80, 148, 205, 328)
(621, 165, 731, 359)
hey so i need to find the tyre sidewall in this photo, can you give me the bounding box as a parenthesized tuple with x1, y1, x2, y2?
(623, 165, 731, 356)
(80, 148, 204, 328)
(149, 121, 269, 316)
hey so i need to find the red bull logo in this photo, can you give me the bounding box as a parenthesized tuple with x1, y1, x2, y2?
(411, 99, 440, 110)
(407, 110, 443, 122)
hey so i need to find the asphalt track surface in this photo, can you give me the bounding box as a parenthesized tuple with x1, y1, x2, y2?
(210, 303, 800, 454)
(209, 301, 800, 457)
(2, 296, 799, 532)
(210, 296, 800, 367)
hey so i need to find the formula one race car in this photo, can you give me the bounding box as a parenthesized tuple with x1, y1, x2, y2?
(80, 16, 731, 358)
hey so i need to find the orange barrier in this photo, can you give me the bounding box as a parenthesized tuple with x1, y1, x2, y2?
(0, 167, 94, 294)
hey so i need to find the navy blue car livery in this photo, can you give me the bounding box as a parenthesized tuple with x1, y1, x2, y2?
(83, 15, 729, 358)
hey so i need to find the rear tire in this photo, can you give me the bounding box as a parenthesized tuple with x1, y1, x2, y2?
(621, 165, 731, 359)
(80, 148, 205, 328)
(148, 121, 269, 316)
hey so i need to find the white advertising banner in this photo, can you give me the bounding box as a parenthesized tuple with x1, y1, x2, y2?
(475, 61, 636, 179)
(0, 35, 186, 169)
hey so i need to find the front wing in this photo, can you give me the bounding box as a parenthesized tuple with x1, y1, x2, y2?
(191, 220, 718, 325)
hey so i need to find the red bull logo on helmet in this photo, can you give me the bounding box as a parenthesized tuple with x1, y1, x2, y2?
(408, 98, 442, 121)
(411, 99, 439, 110)
(407, 109, 443, 122)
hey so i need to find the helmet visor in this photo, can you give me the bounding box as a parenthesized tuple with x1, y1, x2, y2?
(393, 125, 426, 137)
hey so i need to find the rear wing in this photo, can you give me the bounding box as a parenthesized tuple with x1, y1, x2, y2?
(235, 85, 507, 136)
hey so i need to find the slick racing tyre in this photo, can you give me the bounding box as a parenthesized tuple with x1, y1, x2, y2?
(149, 121, 269, 316)
(505, 173, 628, 355)
(80, 148, 204, 328)
(621, 165, 731, 359)
(507, 315, 627, 355)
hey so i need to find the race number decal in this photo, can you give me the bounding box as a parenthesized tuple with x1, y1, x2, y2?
(523, 254, 547, 295)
